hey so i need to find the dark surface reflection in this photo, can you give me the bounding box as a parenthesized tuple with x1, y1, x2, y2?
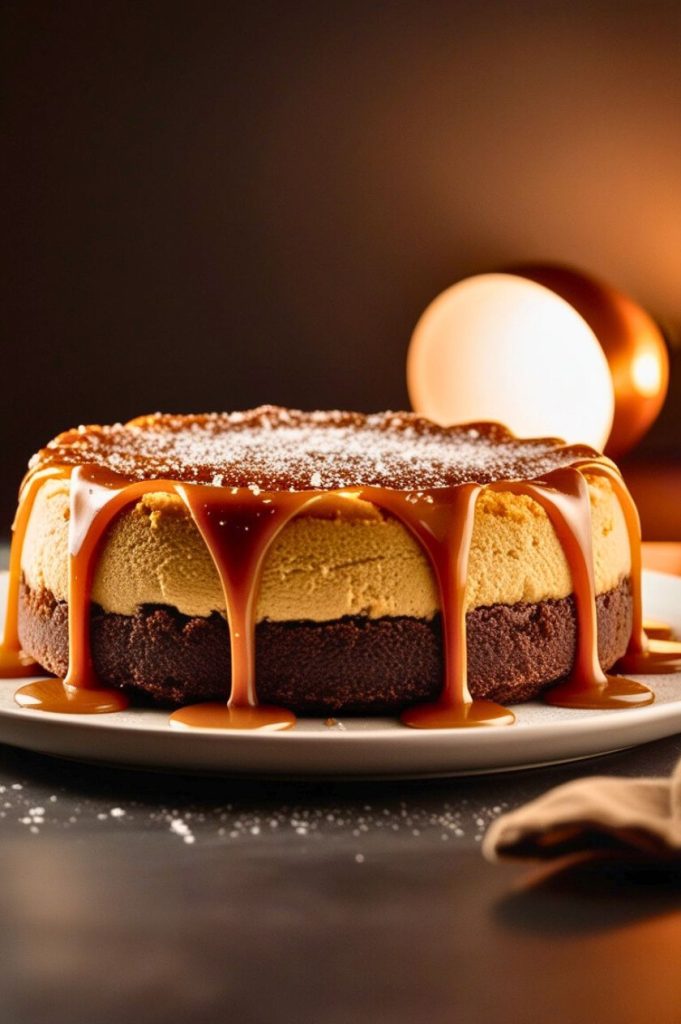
(0, 736, 678, 1022)
(495, 856, 681, 935)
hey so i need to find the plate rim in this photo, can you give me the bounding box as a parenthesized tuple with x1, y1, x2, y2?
(0, 569, 679, 776)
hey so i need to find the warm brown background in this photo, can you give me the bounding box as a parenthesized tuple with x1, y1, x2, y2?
(2, 1, 680, 528)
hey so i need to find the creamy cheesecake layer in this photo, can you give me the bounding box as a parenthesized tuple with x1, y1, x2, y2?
(21, 474, 630, 622)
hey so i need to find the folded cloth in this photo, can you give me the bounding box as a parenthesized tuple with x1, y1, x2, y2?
(483, 754, 681, 862)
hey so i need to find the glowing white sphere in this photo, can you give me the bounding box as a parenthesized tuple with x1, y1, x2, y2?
(407, 273, 615, 449)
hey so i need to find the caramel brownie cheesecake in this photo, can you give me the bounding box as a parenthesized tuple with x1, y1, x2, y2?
(3, 406, 653, 726)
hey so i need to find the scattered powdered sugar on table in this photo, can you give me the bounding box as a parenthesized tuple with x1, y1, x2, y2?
(0, 769, 509, 860)
(30, 406, 598, 491)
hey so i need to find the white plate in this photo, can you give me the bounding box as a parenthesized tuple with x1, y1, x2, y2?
(0, 571, 679, 778)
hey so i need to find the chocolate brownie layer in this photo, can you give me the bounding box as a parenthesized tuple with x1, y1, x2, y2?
(18, 578, 632, 713)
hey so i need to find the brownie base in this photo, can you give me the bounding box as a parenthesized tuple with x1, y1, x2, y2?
(17, 578, 633, 713)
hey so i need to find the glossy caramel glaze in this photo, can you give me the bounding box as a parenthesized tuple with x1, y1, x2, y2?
(2, 407, 677, 730)
(642, 620, 674, 641)
(30, 407, 601, 490)
(14, 678, 129, 714)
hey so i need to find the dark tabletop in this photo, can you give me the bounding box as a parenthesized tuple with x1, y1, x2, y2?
(0, 545, 679, 1024)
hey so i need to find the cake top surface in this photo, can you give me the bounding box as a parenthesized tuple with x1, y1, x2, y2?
(29, 406, 603, 491)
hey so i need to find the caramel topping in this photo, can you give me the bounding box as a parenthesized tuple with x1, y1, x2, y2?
(169, 485, 325, 730)
(169, 703, 296, 732)
(1, 408, 667, 730)
(359, 484, 515, 728)
(643, 620, 674, 641)
(0, 467, 68, 677)
(495, 469, 652, 709)
(14, 678, 129, 714)
(0, 648, 44, 678)
(573, 459, 681, 675)
(28, 406, 601, 491)
(616, 639, 681, 675)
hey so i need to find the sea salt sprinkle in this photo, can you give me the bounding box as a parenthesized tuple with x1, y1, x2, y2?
(169, 817, 195, 844)
(29, 406, 596, 492)
(0, 769, 509, 853)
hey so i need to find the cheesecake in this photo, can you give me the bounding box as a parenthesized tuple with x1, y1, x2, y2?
(11, 407, 636, 715)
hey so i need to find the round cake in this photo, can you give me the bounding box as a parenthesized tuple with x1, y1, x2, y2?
(13, 407, 634, 714)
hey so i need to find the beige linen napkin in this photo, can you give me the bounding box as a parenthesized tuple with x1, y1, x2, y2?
(483, 754, 681, 862)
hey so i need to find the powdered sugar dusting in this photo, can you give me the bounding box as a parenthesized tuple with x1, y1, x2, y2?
(0, 765, 509, 853)
(30, 406, 600, 491)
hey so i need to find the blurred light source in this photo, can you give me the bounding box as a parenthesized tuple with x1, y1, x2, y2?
(407, 264, 669, 456)
(408, 273, 614, 449)
(631, 352, 663, 398)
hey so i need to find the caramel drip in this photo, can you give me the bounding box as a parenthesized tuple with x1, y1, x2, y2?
(14, 467, 164, 713)
(11, 468, 309, 726)
(574, 460, 681, 674)
(15, 678, 129, 714)
(642, 620, 674, 641)
(359, 485, 514, 728)
(2, 450, 665, 729)
(618, 636, 681, 675)
(169, 487, 323, 731)
(0, 467, 69, 677)
(495, 468, 652, 709)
